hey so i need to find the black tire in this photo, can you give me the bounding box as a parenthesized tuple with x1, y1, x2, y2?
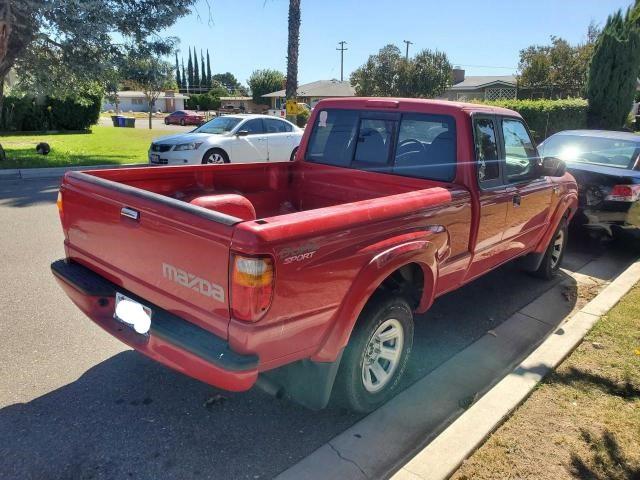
(180, 118, 185, 126)
(201, 148, 229, 164)
(532, 220, 568, 279)
(332, 294, 414, 413)
(290, 147, 299, 161)
(164, 118, 169, 125)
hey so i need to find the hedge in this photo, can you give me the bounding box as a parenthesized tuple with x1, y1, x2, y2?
(185, 92, 222, 111)
(482, 98, 588, 141)
(1, 95, 101, 131)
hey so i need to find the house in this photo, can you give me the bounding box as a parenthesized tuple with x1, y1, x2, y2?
(218, 96, 266, 113)
(440, 69, 517, 102)
(102, 90, 189, 113)
(262, 79, 356, 109)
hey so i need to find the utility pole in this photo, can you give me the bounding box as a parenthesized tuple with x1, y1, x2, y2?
(336, 41, 347, 81)
(403, 40, 413, 60)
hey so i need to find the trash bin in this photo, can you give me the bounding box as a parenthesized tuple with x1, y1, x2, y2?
(117, 116, 126, 127)
(111, 115, 119, 127)
(124, 117, 136, 128)
(636, 116, 640, 131)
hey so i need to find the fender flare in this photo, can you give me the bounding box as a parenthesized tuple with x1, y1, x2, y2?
(310, 231, 446, 363)
(534, 192, 578, 254)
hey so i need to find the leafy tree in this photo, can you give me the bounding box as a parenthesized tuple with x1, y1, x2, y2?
(193, 46, 200, 88)
(212, 72, 242, 92)
(175, 53, 182, 89)
(350, 44, 452, 98)
(587, 4, 640, 128)
(206, 50, 212, 87)
(518, 28, 598, 98)
(200, 50, 205, 89)
(124, 54, 174, 129)
(248, 69, 286, 105)
(181, 58, 187, 92)
(0, 0, 194, 121)
(187, 49, 194, 90)
(286, 0, 301, 122)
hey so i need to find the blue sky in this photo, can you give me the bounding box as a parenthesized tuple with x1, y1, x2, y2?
(163, 0, 634, 87)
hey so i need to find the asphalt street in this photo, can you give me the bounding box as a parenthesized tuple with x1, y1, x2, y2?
(0, 178, 636, 480)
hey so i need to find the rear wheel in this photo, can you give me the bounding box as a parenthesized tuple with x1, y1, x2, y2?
(202, 148, 229, 164)
(533, 220, 568, 279)
(180, 118, 185, 126)
(332, 294, 414, 413)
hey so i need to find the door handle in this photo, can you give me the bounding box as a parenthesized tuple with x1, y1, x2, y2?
(512, 193, 521, 207)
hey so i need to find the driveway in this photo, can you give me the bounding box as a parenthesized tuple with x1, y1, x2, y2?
(0, 178, 636, 480)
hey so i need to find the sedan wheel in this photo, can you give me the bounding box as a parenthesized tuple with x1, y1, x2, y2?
(202, 149, 229, 164)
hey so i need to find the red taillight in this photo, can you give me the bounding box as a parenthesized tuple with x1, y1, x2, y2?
(230, 254, 274, 322)
(606, 184, 640, 202)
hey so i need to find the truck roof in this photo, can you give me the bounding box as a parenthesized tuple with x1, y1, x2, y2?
(315, 97, 520, 118)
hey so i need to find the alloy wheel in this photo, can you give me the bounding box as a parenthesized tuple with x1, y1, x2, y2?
(361, 318, 404, 393)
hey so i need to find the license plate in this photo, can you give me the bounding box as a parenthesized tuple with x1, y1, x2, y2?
(149, 154, 160, 163)
(114, 292, 152, 334)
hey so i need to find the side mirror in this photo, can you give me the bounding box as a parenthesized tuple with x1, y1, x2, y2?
(236, 130, 249, 137)
(540, 157, 566, 177)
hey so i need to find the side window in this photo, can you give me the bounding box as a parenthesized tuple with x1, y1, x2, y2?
(474, 118, 501, 185)
(306, 109, 358, 167)
(264, 118, 290, 133)
(394, 114, 456, 181)
(501, 118, 538, 183)
(241, 119, 264, 135)
(353, 119, 394, 167)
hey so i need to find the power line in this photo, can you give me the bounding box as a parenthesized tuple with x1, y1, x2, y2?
(336, 41, 348, 81)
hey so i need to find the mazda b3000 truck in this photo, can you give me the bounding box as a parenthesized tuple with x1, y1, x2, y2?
(52, 98, 577, 412)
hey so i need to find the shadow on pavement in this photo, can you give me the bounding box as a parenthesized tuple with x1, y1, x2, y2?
(0, 179, 60, 208)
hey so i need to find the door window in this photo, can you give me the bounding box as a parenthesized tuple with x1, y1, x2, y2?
(474, 118, 501, 186)
(264, 118, 292, 133)
(240, 119, 265, 135)
(501, 119, 538, 183)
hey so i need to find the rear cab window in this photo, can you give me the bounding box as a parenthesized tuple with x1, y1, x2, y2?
(305, 109, 456, 182)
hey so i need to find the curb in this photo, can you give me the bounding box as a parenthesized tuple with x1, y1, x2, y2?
(0, 163, 146, 181)
(392, 259, 640, 480)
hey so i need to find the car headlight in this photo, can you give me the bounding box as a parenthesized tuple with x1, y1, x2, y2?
(173, 142, 203, 151)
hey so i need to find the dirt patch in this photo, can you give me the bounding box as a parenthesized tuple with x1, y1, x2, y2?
(452, 284, 640, 480)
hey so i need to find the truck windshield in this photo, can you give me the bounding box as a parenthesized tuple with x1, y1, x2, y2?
(305, 109, 456, 181)
(194, 116, 242, 134)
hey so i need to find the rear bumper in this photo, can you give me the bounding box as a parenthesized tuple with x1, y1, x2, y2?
(580, 202, 640, 238)
(51, 259, 259, 391)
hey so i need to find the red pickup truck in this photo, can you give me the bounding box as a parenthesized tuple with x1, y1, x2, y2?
(52, 98, 577, 412)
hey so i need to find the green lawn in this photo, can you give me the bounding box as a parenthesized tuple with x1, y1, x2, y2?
(0, 126, 182, 169)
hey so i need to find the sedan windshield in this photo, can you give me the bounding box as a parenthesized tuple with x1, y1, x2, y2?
(194, 116, 241, 134)
(540, 135, 639, 169)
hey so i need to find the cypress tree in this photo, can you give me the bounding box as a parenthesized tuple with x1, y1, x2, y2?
(181, 59, 187, 92)
(201, 50, 206, 90)
(193, 46, 200, 89)
(175, 53, 181, 89)
(187, 49, 194, 90)
(206, 49, 212, 87)
(587, 5, 640, 128)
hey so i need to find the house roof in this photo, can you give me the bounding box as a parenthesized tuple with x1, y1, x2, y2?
(262, 79, 356, 98)
(449, 75, 517, 90)
(116, 90, 190, 99)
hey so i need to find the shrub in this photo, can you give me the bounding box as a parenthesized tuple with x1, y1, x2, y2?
(1, 95, 101, 131)
(296, 108, 310, 127)
(482, 98, 588, 141)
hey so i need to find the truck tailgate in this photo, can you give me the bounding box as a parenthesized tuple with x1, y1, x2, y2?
(60, 171, 238, 339)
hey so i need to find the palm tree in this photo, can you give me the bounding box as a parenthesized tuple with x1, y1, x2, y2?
(285, 0, 300, 123)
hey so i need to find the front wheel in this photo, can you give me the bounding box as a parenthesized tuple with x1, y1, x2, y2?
(202, 148, 229, 164)
(290, 147, 299, 161)
(332, 295, 414, 413)
(533, 220, 568, 279)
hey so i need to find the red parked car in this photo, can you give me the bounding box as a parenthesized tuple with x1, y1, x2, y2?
(52, 98, 577, 412)
(164, 110, 205, 126)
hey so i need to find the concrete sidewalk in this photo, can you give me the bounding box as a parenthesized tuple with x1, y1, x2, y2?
(275, 254, 640, 480)
(0, 162, 145, 181)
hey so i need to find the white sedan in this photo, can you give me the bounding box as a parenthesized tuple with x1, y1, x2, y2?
(149, 114, 303, 165)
